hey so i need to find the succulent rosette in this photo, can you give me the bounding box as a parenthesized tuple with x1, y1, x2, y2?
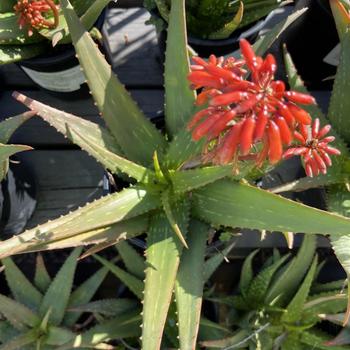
(187, 39, 340, 176)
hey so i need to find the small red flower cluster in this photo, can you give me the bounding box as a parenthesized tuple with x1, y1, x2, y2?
(283, 119, 340, 177)
(187, 39, 340, 176)
(14, 0, 59, 37)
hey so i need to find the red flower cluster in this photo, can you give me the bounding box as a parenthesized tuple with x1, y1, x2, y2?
(283, 119, 341, 177)
(14, 0, 59, 37)
(187, 39, 340, 176)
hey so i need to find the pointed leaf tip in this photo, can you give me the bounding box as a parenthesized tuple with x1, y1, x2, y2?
(330, 0, 350, 40)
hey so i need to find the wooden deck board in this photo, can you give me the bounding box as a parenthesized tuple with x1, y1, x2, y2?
(0, 6, 165, 230)
(0, 8, 163, 89)
(19, 151, 104, 228)
(102, 7, 163, 87)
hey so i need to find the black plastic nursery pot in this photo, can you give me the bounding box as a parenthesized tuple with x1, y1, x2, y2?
(0, 157, 37, 240)
(19, 45, 89, 99)
(18, 10, 106, 99)
(284, 0, 339, 90)
(186, 12, 277, 58)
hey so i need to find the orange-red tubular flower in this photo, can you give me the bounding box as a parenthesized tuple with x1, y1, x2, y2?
(207, 110, 236, 140)
(192, 112, 224, 141)
(213, 122, 243, 165)
(268, 120, 283, 164)
(239, 117, 256, 156)
(287, 103, 312, 125)
(254, 108, 269, 142)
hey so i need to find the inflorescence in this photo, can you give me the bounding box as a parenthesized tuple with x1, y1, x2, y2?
(187, 39, 340, 177)
(14, 0, 59, 36)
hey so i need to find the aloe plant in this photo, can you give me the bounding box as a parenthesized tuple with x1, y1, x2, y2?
(90, 237, 235, 348)
(200, 235, 349, 349)
(1, 1, 350, 349)
(0, 249, 141, 349)
(0, 0, 110, 64)
(144, 0, 290, 39)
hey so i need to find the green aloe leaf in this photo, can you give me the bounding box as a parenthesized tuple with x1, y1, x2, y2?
(0, 1, 16, 12)
(245, 254, 289, 307)
(282, 256, 318, 325)
(68, 298, 138, 317)
(0, 144, 32, 160)
(198, 317, 232, 344)
(0, 143, 32, 180)
(327, 185, 350, 275)
(142, 198, 190, 350)
(70, 0, 100, 17)
(13, 92, 156, 183)
(12, 93, 121, 155)
(0, 294, 40, 331)
(300, 330, 348, 350)
(0, 321, 18, 344)
(170, 165, 234, 193)
(94, 254, 144, 299)
(0, 44, 47, 64)
(192, 179, 350, 235)
(330, 0, 350, 40)
(63, 267, 108, 327)
(45, 326, 75, 346)
(199, 329, 249, 349)
(266, 234, 316, 306)
(312, 279, 346, 294)
(203, 240, 236, 282)
(239, 249, 259, 297)
(116, 241, 145, 280)
(253, 8, 308, 57)
(39, 248, 82, 326)
(240, 2, 287, 28)
(60, 0, 166, 166)
(162, 189, 188, 247)
(0, 111, 36, 143)
(0, 187, 159, 258)
(269, 174, 348, 194)
(57, 310, 141, 350)
(175, 220, 209, 350)
(2, 258, 43, 310)
(328, 29, 350, 143)
(0, 329, 38, 350)
(164, 0, 196, 136)
(154, 0, 169, 21)
(9, 216, 148, 258)
(303, 291, 347, 324)
(78, 0, 110, 32)
(328, 184, 350, 325)
(208, 1, 243, 40)
(34, 254, 51, 293)
(165, 128, 205, 170)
